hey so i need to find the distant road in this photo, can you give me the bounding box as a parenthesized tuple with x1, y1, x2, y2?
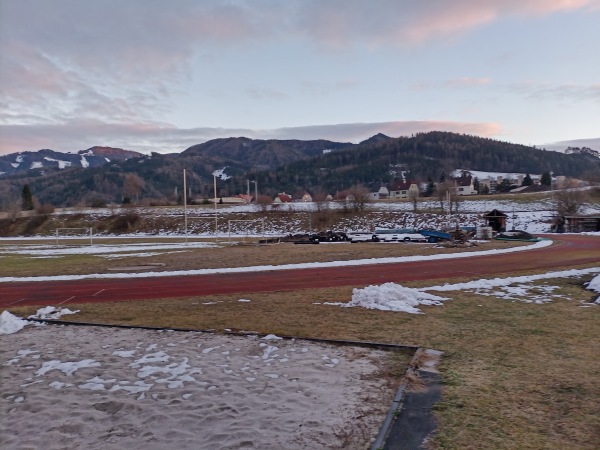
(1, 234, 598, 308)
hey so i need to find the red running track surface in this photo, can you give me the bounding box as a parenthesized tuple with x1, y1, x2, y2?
(1, 234, 598, 308)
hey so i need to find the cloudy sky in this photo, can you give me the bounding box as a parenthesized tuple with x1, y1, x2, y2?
(1, 0, 599, 155)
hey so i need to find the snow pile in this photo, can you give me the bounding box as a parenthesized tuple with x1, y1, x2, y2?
(0, 306, 80, 334)
(343, 282, 448, 314)
(28, 306, 79, 320)
(325, 268, 600, 313)
(0, 311, 30, 335)
(261, 334, 283, 340)
(587, 274, 600, 304)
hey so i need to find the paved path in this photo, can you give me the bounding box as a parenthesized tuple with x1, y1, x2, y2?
(1, 234, 598, 308)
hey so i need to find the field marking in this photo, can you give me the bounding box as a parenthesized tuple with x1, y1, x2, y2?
(6, 298, 27, 306)
(57, 296, 75, 305)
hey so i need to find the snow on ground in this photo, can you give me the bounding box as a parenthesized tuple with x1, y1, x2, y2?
(0, 239, 554, 283)
(325, 283, 447, 314)
(323, 267, 600, 313)
(0, 307, 80, 334)
(0, 242, 217, 257)
(28, 196, 599, 236)
(0, 311, 30, 335)
(587, 274, 600, 304)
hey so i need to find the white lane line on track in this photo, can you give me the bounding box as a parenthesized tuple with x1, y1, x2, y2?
(6, 298, 27, 306)
(57, 296, 75, 305)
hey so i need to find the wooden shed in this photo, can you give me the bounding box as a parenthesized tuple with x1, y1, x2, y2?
(563, 215, 600, 232)
(483, 209, 508, 232)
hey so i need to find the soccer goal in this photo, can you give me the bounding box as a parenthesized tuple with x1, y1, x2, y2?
(227, 219, 265, 245)
(55, 227, 94, 245)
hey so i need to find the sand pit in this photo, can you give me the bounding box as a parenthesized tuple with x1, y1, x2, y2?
(1, 324, 398, 449)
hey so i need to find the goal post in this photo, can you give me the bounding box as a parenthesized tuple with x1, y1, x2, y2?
(227, 219, 265, 245)
(55, 227, 94, 245)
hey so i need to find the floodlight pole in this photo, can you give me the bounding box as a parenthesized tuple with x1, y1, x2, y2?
(183, 169, 188, 243)
(214, 174, 218, 240)
(251, 180, 257, 204)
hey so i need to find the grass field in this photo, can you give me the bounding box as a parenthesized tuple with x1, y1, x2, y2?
(4, 239, 600, 449)
(0, 238, 528, 277)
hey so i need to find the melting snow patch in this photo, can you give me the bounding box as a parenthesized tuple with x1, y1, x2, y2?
(423, 267, 600, 304)
(28, 306, 79, 320)
(0, 311, 30, 335)
(129, 352, 169, 366)
(113, 350, 136, 358)
(330, 282, 448, 314)
(261, 334, 283, 340)
(36, 359, 101, 376)
(586, 274, 600, 304)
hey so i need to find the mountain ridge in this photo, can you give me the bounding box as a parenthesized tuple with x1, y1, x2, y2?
(1, 132, 598, 208)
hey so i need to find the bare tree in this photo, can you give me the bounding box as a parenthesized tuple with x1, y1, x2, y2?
(409, 189, 419, 212)
(554, 178, 589, 216)
(435, 181, 457, 213)
(122, 173, 145, 204)
(255, 194, 272, 212)
(347, 184, 371, 212)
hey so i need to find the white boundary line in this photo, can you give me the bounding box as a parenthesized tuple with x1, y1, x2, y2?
(0, 239, 557, 283)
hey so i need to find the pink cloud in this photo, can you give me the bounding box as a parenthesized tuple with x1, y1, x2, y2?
(294, 0, 599, 48)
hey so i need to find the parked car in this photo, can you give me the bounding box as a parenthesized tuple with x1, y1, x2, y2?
(375, 233, 428, 243)
(310, 231, 350, 242)
(347, 233, 380, 243)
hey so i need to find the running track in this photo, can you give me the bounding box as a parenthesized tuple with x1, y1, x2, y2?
(1, 234, 598, 308)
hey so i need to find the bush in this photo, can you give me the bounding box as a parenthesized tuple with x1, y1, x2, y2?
(110, 212, 141, 233)
(89, 198, 107, 208)
(35, 203, 55, 215)
(23, 215, 49, 235)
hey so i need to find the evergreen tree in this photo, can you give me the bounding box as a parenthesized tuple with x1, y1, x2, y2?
(497, 178, 513, 193)
(21, 184, 34, 210)
(522, 174, 533, 186)
(425, 176, 435, 197)
(540, 171, 552, 186)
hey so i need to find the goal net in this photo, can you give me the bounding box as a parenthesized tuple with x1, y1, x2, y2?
(54, 227, 94, 245)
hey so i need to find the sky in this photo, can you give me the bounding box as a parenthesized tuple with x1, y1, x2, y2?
(1, 0, 599, 156)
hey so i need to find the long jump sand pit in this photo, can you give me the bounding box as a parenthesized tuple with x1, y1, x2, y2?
(1, 324, 402, 449)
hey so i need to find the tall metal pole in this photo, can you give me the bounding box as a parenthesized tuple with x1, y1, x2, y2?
(183, 169, 188, 242)
(214, 175, 218, 239)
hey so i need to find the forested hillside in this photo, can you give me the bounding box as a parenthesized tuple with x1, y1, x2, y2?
(246, 132, 600, 196)
(1, 132, 598, 208)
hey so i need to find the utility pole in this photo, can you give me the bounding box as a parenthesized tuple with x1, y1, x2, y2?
(251, 180, 258, 204)
(183, 169, 188, 243)
(213, 174, 218, 240)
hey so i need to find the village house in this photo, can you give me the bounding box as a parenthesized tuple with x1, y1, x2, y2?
(452, 175, 477, 196)
(389, 180, 420, 199)
(273, 192, 292, 204)
(368, 186, 390, 200)
(301, 193, 313, 202)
